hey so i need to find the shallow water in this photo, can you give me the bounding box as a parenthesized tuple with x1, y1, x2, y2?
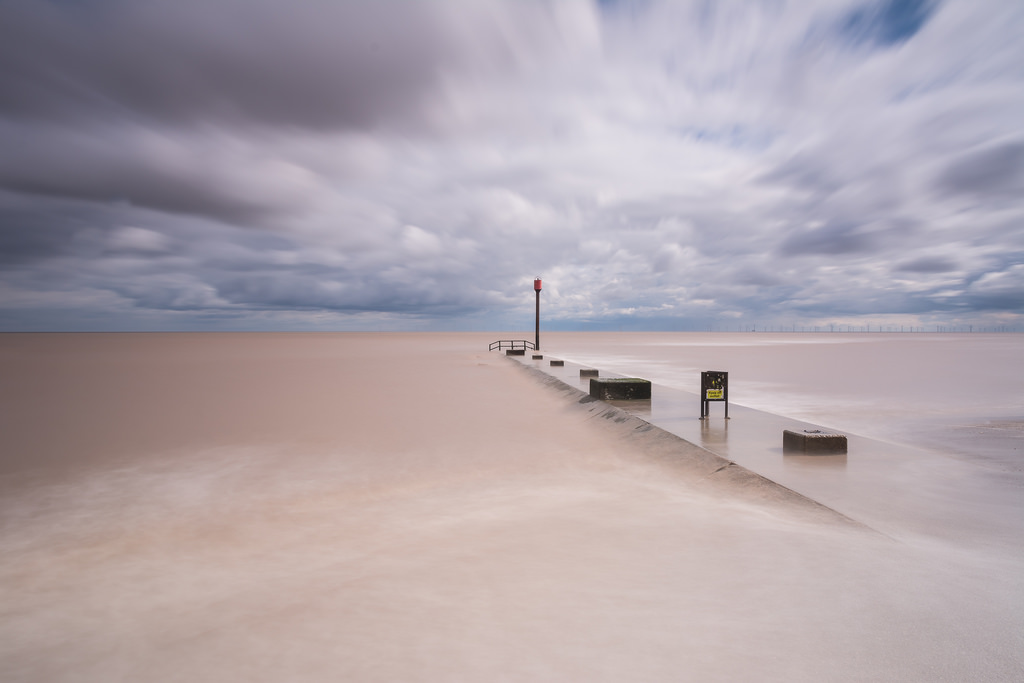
(544, 332, 1024, 466)
(1, 333, 1021, 681)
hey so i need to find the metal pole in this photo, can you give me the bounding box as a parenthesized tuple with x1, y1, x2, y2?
(535, 289, 540, 350)
(534, 278, 542, 351)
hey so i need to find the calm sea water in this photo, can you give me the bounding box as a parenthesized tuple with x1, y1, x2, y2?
(0, 332, 1021, 681)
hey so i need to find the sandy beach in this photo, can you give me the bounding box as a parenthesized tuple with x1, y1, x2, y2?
(1, 332, 1021, 681)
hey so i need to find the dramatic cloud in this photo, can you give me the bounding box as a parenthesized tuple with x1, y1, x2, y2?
(0, 0, 1021, 331)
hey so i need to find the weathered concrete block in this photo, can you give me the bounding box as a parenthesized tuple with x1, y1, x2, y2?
(783, 429, 848, 454)
(532, 354, 543, 360)
(506, 349, 526, 356)
(549, 359, 564, 366)
(589, 378, 651, 400)
(580, 368, 599, 377)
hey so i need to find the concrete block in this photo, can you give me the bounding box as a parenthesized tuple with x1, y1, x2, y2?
(532, 355, 543, 360)
(549, 360, 564, 366)
(506, 349, 526, 356)
(783, 429, 847, 454)
(580, 368, 599, 377)
(589, 378, 651, 400)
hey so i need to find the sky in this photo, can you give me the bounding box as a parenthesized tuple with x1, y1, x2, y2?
(0, 0, 1022, 332)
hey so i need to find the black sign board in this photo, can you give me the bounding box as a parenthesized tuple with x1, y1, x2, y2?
(700, 371, 729, 419)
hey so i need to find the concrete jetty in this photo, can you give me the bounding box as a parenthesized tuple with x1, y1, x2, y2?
(506, 354, 867, 529)
(503, 350, 1020, 545)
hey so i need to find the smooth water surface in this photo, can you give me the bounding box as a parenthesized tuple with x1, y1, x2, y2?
(1, 333, 1021, 681)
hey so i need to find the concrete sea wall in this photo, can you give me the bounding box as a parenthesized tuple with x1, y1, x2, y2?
(510, 357, 871, 531)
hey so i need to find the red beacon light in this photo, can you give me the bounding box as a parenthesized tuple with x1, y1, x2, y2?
(534, 278, 542, 291)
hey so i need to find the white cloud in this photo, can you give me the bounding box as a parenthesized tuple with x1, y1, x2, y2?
(0, 0, 1021, 330)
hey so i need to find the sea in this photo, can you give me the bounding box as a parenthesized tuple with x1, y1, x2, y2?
(0, 332, 1021, 681)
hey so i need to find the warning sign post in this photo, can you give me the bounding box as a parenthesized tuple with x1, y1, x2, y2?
(700, 371, 729, 419)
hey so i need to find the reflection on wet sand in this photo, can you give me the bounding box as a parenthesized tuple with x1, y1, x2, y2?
(783, 453, 849, 469)
(699, 416, 729, 448)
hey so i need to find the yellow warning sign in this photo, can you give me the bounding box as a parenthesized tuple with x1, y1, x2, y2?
(706, 389, 723, 400)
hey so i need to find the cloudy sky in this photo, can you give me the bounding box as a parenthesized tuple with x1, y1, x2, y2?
(1, 0, 1021, 331)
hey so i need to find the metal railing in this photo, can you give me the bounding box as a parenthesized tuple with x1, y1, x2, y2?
(489, 339, 536, 351)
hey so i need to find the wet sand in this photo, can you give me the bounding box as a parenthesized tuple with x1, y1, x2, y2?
(1, 333, 1022, 681)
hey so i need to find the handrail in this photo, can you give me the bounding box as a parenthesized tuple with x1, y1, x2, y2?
(489, 339, 536, 351)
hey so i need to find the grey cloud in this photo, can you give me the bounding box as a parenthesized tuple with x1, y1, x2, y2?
(0, 189, 283, 270)
(0, 0, 462, 130)
(965, 265, 1024, 311)
(0, 0, 581, 133)
(778, 221, 877, 257)
(894, 256, 958, 273)
(733, 267, 789, 288)
(758, 154, 846, 199)
(934, 140, 1024, 200)
(108, 276, 224, 312)
(0, 0, 590, 229)
(38, 209, 513, 318)
(209, 266, 502, 316)
(0, 124, 286, 224)
(0, 193, 93, 265)
(1, 0, 1021, 331)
